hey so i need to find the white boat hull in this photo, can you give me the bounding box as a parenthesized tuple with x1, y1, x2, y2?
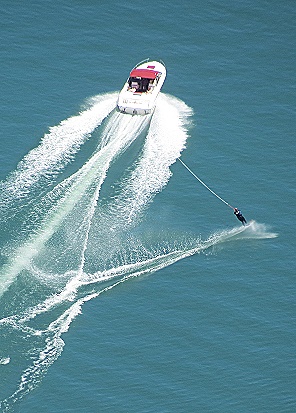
(117, 60, 166, 115)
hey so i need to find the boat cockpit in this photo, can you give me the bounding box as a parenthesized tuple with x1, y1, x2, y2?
(128, 77, 156, 93)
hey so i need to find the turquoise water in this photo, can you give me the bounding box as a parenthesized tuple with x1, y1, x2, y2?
(0, 1, 295, 412)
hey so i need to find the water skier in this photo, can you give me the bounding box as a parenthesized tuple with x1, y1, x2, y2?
(234, 208, 247, 225)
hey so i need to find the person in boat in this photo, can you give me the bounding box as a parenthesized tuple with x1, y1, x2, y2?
(234, 208, 247, 225)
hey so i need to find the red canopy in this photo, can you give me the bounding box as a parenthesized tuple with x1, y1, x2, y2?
(129, 68, 159, 79)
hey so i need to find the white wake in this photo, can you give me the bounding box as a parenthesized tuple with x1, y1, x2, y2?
(0, 93, 277, 411)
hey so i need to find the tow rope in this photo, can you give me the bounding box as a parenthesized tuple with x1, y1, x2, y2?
(177, 157, 235, 211)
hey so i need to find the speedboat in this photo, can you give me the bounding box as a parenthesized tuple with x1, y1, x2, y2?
(117, 59, 166, 115)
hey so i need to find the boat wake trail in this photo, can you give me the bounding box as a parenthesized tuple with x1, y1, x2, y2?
(0, 93, 117, 204)
(0, 93, 276, 411)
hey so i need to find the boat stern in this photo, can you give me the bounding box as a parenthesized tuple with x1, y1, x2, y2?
(117, 93, 154, 115)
